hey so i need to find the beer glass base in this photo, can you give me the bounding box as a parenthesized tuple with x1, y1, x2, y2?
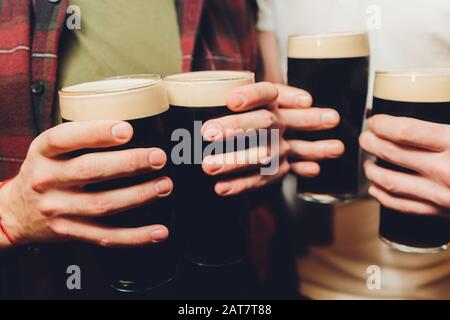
(380, 236, 448, 254)
(298, 192, 357, 204)
(110, 271, 178, 293)
(185, 255, 245, 268)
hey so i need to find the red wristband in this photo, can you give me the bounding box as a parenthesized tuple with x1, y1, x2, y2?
(0, 179, 15, 245)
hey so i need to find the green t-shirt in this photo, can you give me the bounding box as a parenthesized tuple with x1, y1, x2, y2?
(58, 0, 182, 89)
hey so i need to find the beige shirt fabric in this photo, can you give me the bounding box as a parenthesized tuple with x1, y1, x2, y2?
(297, 200, 450, 299)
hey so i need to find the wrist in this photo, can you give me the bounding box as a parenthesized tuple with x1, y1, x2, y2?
(0, 179, 16, 249)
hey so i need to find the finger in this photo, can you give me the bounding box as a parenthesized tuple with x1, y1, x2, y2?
(280, 108, 340, 131)
(56, 148, 167, 186)
(368, 185, 442, 216)
(49, 218, 169, 247)
(202, 109, 280, 141)
(289, 139, 344, 161)
(214, 161, 290, 196)
(364, 161, 450, 208)
(290, 161, 320, 178)
(226, 82, 278, 112)
(359, 131, 432, 174)
(369, 115, 450, 152)
(274, 84, 313, 109)
(36, 121, 133, 157)
(41, 177, 173, 217)
(202, 141, 289, 176)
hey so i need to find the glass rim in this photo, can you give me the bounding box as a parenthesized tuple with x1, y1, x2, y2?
(163, 70, 254, 84)
(375, 68, 450, 78)
(288, 31, 368, 41)
(59, 74, 162, 96)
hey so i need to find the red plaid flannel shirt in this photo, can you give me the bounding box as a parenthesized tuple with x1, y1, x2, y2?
(0, 0, 259, 180)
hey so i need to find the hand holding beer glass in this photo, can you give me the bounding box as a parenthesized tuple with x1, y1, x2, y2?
(164, 71, 289, 266)
(361, 69, 450, 253)
(287, 32, 370, 203)
(0, 78, 172, 249)
(59, 75, 178, 292)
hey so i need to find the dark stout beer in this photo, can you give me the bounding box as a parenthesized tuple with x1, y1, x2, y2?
(164, 71, 255, 266)
(287, 32, 370, 203)
(372, 70, 450, 253)
(59, 75, 177, 293)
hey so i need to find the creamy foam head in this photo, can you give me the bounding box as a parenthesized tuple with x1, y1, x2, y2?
(288, 32, 369, 59)
(374, 69, 450, 103)
(59, 76, 169, 121)
(164, 71, 255, 107)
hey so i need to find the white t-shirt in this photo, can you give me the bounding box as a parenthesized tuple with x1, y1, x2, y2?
(257, 0, 450, 299)
(257, 0, 450, 78)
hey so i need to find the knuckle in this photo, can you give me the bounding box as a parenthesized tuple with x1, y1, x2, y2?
(379, 176, 397, 193)
(131, 234, 147, 246)
(359, 132, 370, 149)
(30, 172, 50, 192)
(88, 197, 111, 215)
(230, 115, 241, 131)
(370, 116, 382, 131)
(48, 219, 69, 238)
(278, 161, 290, 176)
(45, 128, 60, 150)
(29, 137, 41, 154)
(37, 198, 57, 216)
(280, 140, 291, 156)
(135, 187, 155, 204)
(125, 150, 144, 172)
(303, 112, 320, 128)
(260, 109, 276, 128)
(262, 81, 278, 98)
(436, 190, 450, 208)
(70, 158, 98, 181)
(428, 161, 448, 181)
(85, 125, 105, 145)
(439, 162, 450, 186)
(378, 142, 396, 163)
(396, 123, 414, 143)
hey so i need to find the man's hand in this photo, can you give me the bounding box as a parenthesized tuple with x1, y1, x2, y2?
(276, 85, 343, 177)
(0, 120, 173, 248)
(200, 82, 344, 196)
(201, 82, 290, 196)
(360, 114, 450, 216)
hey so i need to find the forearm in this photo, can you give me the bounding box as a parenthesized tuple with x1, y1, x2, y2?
(258, 31, 284, 84)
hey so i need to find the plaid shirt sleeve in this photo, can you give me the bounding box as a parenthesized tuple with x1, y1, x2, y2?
(0, 0, 67, 180)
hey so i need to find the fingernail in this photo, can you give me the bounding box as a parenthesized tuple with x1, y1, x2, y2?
(154, 179, 172, 196)
(149, 149, 166, 167)
(111, 122, 132, 139)
(321, 111, 339, 125)
(216, 183, 233, 195)
(203, 123, 223, 140)
(151, 229, 167, 242)
(227, 94, 247, 109)
(295, 94, 312, 107)
(208, 163, 223, 174)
